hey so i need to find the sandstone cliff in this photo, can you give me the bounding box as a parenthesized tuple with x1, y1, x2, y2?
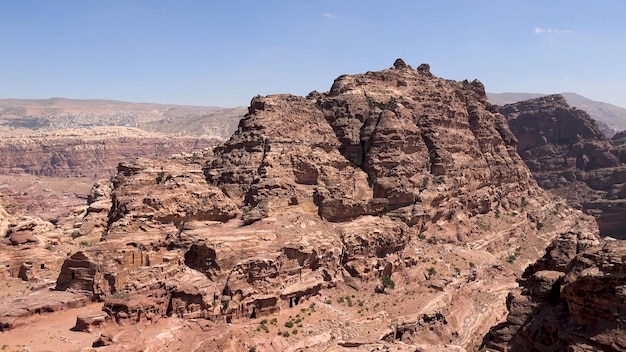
(1, 60, 598, 351)
(500, 95, 626, 238)
(482, 232, 626, 352)
(0, 127, 219, 178)
(488, 92, 626, 135)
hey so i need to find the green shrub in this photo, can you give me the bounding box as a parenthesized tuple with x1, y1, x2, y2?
(427, 267, 437, 277)
(110, 292, 130, 301)
(381, 275, 395, 289)
(475, 219, 491, 231)
(156, 171, 166, 183)
(349, 153, 363, 167)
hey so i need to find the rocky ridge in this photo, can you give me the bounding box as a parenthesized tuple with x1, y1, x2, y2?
(500, 95, 626, 238)
(488, 92, 626, 135)
(0, 60, 599, 351)
(482, 232, 626, 351)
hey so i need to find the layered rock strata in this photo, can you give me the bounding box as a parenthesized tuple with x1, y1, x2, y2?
(482, 233, 626, 351)
(2, 60, 598, 351)
(0, 127, 219, 178)
(500, 95, 626, 238)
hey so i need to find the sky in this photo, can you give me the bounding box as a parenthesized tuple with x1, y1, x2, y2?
(1, 0, 625, 108)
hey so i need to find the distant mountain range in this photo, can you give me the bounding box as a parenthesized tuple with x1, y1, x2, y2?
(0, 98, 246, 140)
(4, 94, 624, 140)
(488, 92, 626, 135)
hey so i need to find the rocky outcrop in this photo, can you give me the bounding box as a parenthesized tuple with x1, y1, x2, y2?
(0, 290, 90, 331)
(14, 60, 596, 351)
(55, 251, 98, 291)
(482, 234, 626, 352)
(0, 210, 72, 282)
(500, 95, 626, 238)
(73, 311, 109, 332)
(207, 59, 535, 231)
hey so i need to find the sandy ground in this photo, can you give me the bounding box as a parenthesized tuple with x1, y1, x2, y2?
(0, 303, 103, 352)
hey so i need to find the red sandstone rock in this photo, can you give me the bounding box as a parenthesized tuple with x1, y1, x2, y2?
(74, 311, 109, 332)
(1, 60, 601, 351)
(500, 95, 626, 238)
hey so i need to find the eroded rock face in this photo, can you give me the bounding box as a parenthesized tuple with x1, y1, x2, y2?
(0, 127, 219, 178)
(36, 60, 598, 351)
(483, 236, 626, 352)
(0, 205, 71, 282)
(207, 62, 534, 231)
(500, 95, 626, 238)
(74, 311, 109, 332)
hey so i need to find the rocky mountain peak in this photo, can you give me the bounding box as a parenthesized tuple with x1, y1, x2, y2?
(501, 94, 607, 151)
(499, 94, 626, 238)
(392, 58, 411, 70)
(508, 93, 569, 110)
(1, 60, 599, 351)
(206, 60, 538, 228)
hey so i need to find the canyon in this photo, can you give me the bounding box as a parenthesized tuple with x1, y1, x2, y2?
(0, 98, 246, 222)
(0, 60, 623, 352)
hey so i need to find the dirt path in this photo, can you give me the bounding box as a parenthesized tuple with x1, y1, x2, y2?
(0, 303, 103, 352)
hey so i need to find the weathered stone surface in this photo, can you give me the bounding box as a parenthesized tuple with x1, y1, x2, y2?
(87, 179, 112, 205)
(483, 236, 626, 352)
(522, 230, 599, 275)
(103, 293, 166, 324)
(1, 60, 600, 351)
(0, 290, 90, 331)
(55, 251, 98, 291)
(0, 127, 220, 178)
(109, 158, 240, 230)
(500, 95, 626, 238)
(74, 311, 109, 332)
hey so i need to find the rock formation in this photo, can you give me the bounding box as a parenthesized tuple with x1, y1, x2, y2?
(482, 232, 626, 351)
(500, 95, 626, 238)
(0, 127, 220, 178)
(0, 61, 599, 351)
(488, 92, 626, 135)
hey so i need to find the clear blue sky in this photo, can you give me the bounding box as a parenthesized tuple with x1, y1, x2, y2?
(1, 0, 625, 108)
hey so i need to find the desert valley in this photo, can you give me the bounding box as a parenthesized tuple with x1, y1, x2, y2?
(1, 59, 626, 352)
